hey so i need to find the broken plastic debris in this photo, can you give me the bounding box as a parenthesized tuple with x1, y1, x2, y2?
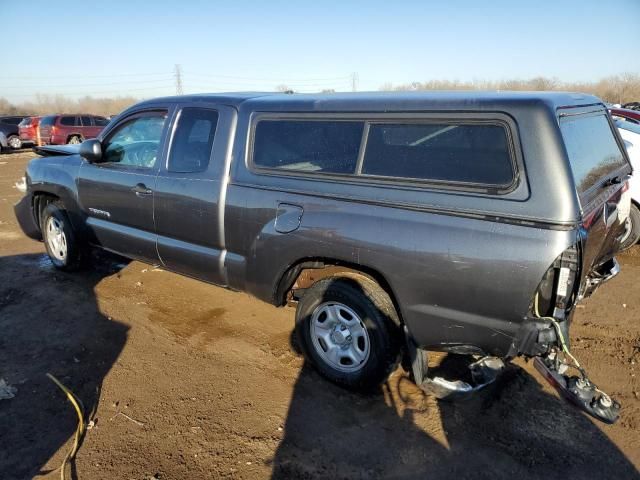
(0, 379, 17, 400)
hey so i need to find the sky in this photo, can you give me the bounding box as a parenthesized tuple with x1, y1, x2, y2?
(1, 0, 639, 103)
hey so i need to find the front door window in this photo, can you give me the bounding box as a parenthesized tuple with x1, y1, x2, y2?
(102, 113, 167, 169)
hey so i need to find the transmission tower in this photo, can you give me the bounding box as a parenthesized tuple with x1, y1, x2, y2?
(351, 72, 359, 92)
(174, 64, 184, 95)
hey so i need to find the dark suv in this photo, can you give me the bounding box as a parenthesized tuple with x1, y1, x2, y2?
(39, 114, 109, 145)
(0, 115, 26, 152)
(14, 92, 633, 424)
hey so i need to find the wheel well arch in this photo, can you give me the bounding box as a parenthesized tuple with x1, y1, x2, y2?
(32, 192, 61, 230)
(274, 257, 404, 324)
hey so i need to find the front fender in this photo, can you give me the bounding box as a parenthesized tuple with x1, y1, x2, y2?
(25, 155, 86, 234)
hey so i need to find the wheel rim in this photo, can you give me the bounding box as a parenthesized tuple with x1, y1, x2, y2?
(46, 217, 68, 262)
(8, 136, 21, 149)
(620, 217, 632, 244)
(68, 136, 81, 144)
(309, 302, 371, 373)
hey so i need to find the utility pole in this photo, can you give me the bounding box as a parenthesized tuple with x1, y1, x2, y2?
(351, 72, 359, 92)
(174, 64, 184, 95)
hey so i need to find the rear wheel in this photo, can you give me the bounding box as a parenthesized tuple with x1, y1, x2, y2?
(295, 275, 401, 390)
(41, 202, 85, 270)
(7, 135, 21, 150)
(67, 135, 83, 145)
(620, 203, 640, 251)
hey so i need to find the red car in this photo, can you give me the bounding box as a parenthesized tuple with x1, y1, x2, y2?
(610, 107, 640, 124)
(39, 114, 109, 145)
(18, 116, 41, 146)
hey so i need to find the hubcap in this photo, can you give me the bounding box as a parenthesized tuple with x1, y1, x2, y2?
(8, 137, 21, 149)
(310, 302, 371, 373)
(46, 217, 67, 262)
(69, 136, 81, 144)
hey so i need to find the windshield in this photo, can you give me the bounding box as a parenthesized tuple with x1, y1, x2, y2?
(560, 113, 629, 196)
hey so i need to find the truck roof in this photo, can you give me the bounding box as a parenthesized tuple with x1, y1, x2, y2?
(135, 90, 603, 112)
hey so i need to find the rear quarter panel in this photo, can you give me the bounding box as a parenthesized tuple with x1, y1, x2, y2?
(225, 183, 576, 355)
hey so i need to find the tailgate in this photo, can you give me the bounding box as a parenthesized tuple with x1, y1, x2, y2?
(559, 108, 632, 282)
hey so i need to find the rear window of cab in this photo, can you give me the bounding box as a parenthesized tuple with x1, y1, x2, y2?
(250, 117, 516, 189)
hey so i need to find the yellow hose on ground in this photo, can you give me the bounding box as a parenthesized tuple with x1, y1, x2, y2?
(46, 373, 86, 480)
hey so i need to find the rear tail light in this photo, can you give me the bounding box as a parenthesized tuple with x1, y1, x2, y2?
(533, 243, 580, 320)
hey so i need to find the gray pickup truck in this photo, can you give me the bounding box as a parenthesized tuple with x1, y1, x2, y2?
(14, 92, 632, 423)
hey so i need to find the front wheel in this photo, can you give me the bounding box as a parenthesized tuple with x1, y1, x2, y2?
(41, 202, 85, 270)
(7, 135, 21, 150)
(620, 203, 640, 251)
(295, 276, 401, 390)
(67, 135, 83, 145)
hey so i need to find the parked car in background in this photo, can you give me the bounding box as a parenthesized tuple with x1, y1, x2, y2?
(614, 117, 640, 250)
(610, 107, 640, 124)
(623, 102, 640, 111)
(14, 91, 631, 424)
(18, 116, 41, 146)
(38, 114, 109, 145)
(0, 115, 26, 152)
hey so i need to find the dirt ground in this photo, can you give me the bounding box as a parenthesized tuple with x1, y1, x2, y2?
(0, 150, 639, 480)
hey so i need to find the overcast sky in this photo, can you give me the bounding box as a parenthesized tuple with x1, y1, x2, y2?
(2, 0, 639, 102)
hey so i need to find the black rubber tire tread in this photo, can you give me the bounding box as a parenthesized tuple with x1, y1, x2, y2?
(295, 274, 402, 391)
(621, 203, 640, 251)
(41, 201, 85, 271)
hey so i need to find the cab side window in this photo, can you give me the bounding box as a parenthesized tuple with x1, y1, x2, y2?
(102, 112, 167, 169)
(167, 108, 218, 173)
(60, 116, 77, 126)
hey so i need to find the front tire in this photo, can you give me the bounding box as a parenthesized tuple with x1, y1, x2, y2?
(295, 275, 401, 390)
(620, 203, 640, 251)
(41, 202, 85, 270)
(7, 135, 21, 150)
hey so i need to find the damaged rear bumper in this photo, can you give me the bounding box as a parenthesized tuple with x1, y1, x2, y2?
(579, 258, 620, 300)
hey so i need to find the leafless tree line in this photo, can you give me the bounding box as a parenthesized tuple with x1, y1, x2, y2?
(378, 72, 640, 104)
(0, 94, 140, 117)
(1, 73, 639, 116)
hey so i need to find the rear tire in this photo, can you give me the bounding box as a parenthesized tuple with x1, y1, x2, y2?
(295, 275, 401, 390)
(620, 203, 640, 251)
(41, 202, 85, 271)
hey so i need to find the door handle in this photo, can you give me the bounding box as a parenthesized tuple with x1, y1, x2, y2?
(131, 183, 153, 196)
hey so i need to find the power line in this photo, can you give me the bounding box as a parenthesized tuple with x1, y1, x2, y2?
(0, 71, 170, 80)
(186, 72, 351, 82)
(0, 77, 174, 89)
(7, 85, 173, 98)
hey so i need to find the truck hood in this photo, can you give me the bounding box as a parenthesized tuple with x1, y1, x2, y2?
(34, 144, 81, 157)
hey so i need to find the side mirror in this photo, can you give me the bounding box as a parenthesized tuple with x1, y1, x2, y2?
(79, 138, 103, 163)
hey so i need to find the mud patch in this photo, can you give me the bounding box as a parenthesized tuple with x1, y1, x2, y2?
(150, 306, 232, 341)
